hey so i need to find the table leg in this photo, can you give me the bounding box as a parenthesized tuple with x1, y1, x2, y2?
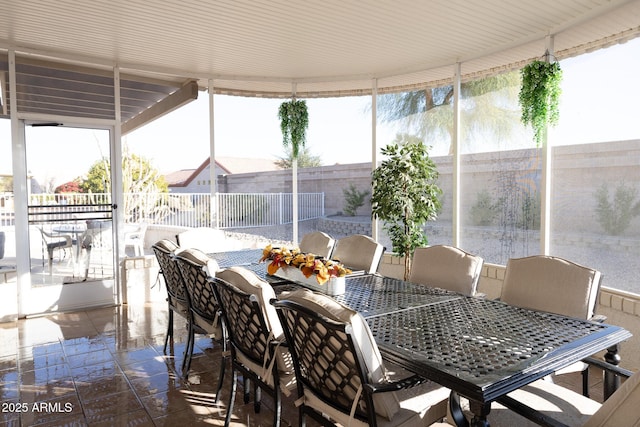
(604, 344, 622, 399)
(468, 399, 491, 427)
(449, 392, 491, 427)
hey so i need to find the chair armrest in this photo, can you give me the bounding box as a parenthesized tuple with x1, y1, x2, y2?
(589, 314, 607, 323)
(269, 339, 289, 349)
(583, 356, 634, 379)
(365, 374, 427, 394)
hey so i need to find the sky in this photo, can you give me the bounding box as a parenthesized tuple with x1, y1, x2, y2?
(1, 37, 639, 186)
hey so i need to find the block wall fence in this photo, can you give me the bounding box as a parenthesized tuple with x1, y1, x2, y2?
(216, 139, 640, 236)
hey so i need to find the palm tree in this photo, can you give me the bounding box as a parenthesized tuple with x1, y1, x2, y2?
(377, 72, 521, 154)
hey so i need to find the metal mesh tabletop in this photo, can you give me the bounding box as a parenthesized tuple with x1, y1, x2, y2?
(276, 274, 462, 317)
(368, 296, 631, 402)
(208, 249, 263, 268)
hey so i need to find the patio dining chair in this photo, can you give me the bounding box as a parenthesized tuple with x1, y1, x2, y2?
(174, 248, 227, 400)
(442, 360, 638, 427)
(500, 255, 604, 396)
(331, 234, 384, 274)
(298, 231, 336, 259)
(212, 267, 296, 427)
(273, 288, 450, 427)
(409, 245, 484, 296)
(38, 226, 74, 274)
(151, 239, 189, 356)
(124, 222, 147, 256)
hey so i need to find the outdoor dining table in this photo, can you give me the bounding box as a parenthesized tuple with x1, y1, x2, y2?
(208, 249, 633, 427)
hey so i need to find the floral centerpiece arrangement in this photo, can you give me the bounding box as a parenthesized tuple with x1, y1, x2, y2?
(260, 244, 351, 285)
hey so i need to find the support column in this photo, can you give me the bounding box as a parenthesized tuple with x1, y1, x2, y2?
(452, 63, 461, 247)
(208, 80, 218, 229)
(371, 79, 379, 242)
(540, 35, 554, 255)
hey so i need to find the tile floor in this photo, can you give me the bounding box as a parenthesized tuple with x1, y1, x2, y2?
(0, 302, 305, 426)
(0, 301, 602, 427)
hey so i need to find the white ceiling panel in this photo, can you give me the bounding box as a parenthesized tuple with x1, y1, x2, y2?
(1, 0, 639, 97)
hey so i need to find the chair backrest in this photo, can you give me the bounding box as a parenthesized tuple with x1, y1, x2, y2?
(299, 231, 336, 259)
(331, 234, 384, 274)
(174, 248, 221, 326)
(409, 245, 484, 296)
(501, 255, 602, 319)
(213, 267, 292, 375)
(584, 369, 640, 427)
(274, 289, 401, 423)
(152, 239, 189, 307)
(176, 227, 226, 253)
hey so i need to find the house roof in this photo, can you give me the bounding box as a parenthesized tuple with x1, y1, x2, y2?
(166, 156, 279, 187)
(1, 0, 639, 101)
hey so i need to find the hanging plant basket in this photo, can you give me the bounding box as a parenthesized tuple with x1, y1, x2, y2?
(519, 59, 562, 146)
(278, 99, 309, 158)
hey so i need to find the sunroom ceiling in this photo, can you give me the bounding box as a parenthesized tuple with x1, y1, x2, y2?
(1, 0, 639, 103)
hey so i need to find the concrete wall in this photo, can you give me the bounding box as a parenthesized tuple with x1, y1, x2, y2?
(217, 139, 640, 235)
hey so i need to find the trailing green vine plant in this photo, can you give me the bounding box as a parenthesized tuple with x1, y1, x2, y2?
(278, 99, 309, 158)
(519, 57, 562, 146)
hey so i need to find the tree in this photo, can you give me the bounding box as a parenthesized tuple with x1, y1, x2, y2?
(55, 181, 83, 193)
(80, 149, 169, 222)
(0, 176, 13, 192)
(371, 134, 442, 280)
(81, 153, 168, 194)
(376, 72, 521, 154)
(275, 146, 322, 169)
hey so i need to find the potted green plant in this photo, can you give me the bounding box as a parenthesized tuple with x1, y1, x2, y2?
(278, 98, 309, 243)
(371, 134, 442, 280)
(519, 57, 562, 146)
(278, 99, 309, 158)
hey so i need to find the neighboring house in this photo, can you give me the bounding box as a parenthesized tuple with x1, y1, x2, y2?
(166, 156, 279, 193)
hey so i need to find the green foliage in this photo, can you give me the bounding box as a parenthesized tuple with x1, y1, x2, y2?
(275, 146, 322, 169)
(0, 176, 13, 192)
(469, 190, 500, 226)
(343, 184, 369, 216)
(81, 153, 168, 194)
(519, 60, 562, 146)
(371, 134, 442, 279)
(278, 99, 309, 158)
(595, 182, 640, 235)
(80, 150, 169, 223)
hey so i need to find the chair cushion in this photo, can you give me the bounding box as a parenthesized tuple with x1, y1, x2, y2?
(175, 247, 220, 277)
(299, 231, 335, 259)
(153, 239, 179, 253)
(501, 256, 601, 319)
(486, 379, 602, 426)
(280, 288, 401, 421)
(584, 370, 640, 427)
(332, 235, 384, 274)
(177, 227, 227, 253)
(217, 267, 294, 374)
(409, 246, 483, 296)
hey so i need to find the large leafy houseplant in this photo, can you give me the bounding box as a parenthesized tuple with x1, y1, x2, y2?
(278, 98, 309, 243)
(519, 59, 562, 146)
(371, 134, 442, 280)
